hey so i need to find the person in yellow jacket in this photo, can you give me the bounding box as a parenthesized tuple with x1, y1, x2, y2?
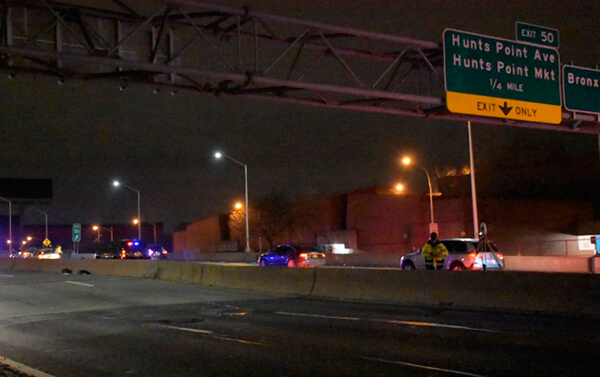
(422, 232, 448, 270)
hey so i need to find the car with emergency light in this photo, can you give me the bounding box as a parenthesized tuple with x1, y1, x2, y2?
(399, 238, 504, 271)
(258, 244, 326, 267)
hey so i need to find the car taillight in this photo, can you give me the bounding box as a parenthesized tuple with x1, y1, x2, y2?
(299, 253, 308, 259)
(468, 252, 480, 260)
(497, 252, 504, 260)
(161, 250, 167, 254)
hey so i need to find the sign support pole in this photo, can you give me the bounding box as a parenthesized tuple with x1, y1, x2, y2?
(468, 121, 479, 238)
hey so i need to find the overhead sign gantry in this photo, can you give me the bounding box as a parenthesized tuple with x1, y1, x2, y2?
(444, 29, 562, 124)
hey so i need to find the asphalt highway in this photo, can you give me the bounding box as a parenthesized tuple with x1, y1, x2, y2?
(0, 270, 598, 377)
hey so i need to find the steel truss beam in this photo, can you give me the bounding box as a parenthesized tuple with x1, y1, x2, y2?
(0, 0, 598, 134)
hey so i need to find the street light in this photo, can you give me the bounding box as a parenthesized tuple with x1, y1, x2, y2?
(113, 180, 141, 240)
(401, 156, 436, 231)
(214, 151, 251, 252)
(0, 196, 12, 253)
(93, 225, 114, 242)
(32, 209, 49, 240)
(92, 225, 101, 243)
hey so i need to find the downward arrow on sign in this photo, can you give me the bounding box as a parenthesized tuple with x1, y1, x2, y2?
(499, 101, 513, 116)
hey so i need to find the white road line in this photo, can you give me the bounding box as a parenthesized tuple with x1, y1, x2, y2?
(0, 274, 14, 278)
(275, 312, 504, 333)
(65, 281, 94, 287)
(0, 355, 58, 377)
(360, 356, 490, 377)
(276, 311, 361, 321)
(157, 324, 266, 346)
(371, 319, 505, 333)
(159, 325, 214, 335)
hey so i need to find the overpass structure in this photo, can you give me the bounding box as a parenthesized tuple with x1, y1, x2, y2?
(1, 0, 599, 134)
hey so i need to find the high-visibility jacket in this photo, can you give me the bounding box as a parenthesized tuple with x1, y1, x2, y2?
(422, 241, 449, 263)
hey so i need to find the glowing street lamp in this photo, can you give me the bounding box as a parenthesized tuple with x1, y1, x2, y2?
(394, 183, 404, 193)
(234, 202, 244, 210)
(113, 180, 141, 240)
(401, 156, 436, 229)
(92, 225, 101, 243)
(214, 151, 251, 252)
(93, 225, 114, 242)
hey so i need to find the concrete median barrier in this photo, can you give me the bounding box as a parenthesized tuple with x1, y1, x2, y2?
(3, 258, 600, 317)
(156, 261, 204, 284)
(311, 267, 600, 317)
(0, 258, 15, 271)
(200, 264, 316, 296)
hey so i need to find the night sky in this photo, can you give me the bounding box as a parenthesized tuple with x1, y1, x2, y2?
(1, 0, 599, 232)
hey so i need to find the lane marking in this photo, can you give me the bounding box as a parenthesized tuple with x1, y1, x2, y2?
(157, 325, 266, 346)
(65, 281, 94, 287)
(276, 312, 504, 333)
(0, 356, 58, 377)
(0, 274, 14, 278)
(158, 325, 213, 335)
(371, 319, 505, 333)
(360, 356, 490, 377)
(276, 311, 361, 321)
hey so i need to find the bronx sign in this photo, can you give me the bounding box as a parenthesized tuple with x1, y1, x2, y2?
(444, 29, 562, 124)
(562, 65, 600, 115)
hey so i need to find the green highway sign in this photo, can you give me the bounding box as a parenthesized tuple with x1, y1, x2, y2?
(444, 29, 562, 124)
(516, 22, 559, 48)
(563, 65, 600, 114)
(72, 223, 82, 243)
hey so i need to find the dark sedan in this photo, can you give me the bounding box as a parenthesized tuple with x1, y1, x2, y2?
(258, 245, 326, 267)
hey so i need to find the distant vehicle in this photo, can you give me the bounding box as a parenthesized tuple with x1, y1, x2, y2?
(258, 245, 326, 267)
(96, 240, 151, 260)
(36, 247, 63, 260)
(10, 250, 35, 259)
(147, 244, 169, 260)
(400, 238, 504, 271)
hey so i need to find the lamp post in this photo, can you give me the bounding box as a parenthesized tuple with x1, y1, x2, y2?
(93, 225, 114, 243)
(33, 209, 49, 240)
(92, 225, 101, 243)
(113, 180, 141, 240)
(214, 151, 251, 252)
(401, 156, 436, 232)
(0, 196, 11, 253)
(151, 223, 157, 244)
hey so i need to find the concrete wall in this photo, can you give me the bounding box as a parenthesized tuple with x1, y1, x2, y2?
(2, 258, 599, 318)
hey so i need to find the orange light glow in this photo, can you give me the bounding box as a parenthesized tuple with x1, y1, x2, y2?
(234, 202, 243, 210)
(299, 253, 308, 259)
(132, 218, 139, 225)
(401, 156, 411, 166)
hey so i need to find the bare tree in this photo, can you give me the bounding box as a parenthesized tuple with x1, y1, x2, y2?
(253, 193, 297, 250)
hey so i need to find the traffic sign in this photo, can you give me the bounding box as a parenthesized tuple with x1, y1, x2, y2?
(515, 22, 559, 48)
(72, 223, 82, 243)
(43, 238, 51, 247)
(562, 65, 600, 114)
(444, 29, 562, 124)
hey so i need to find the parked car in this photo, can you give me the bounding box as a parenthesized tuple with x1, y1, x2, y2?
(10, 250, 36, 258)
(36, 247, 63, 260)
(96, 240, 151, 259)
(258, 245, 327, 267)
(400, 238, 504, 271)
(147, 244, 169, 260)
